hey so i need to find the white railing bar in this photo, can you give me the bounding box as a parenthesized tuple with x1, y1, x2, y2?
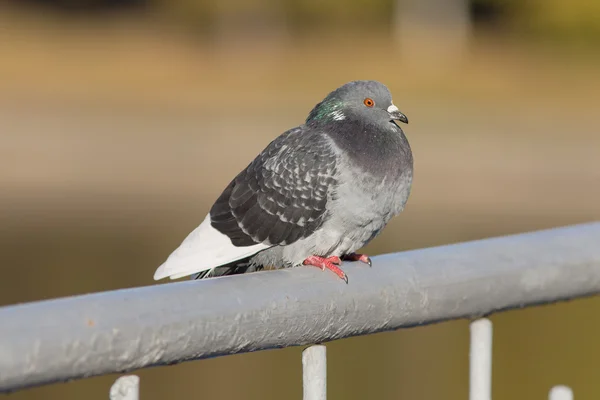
(302, 345, 327, 400)
(469, 318, 492, 400)
(549, 385, 573, 400)
(109, 375, 140, 400)
(1, 222, 599, 393)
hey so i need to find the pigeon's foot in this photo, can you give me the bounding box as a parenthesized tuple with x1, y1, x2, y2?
(303, 255, 348, 284)
(341, 253, 372, 267)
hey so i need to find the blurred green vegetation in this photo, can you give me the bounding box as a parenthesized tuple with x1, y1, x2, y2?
(8, 0, 600, 41)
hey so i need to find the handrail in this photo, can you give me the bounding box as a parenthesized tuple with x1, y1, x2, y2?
(1, 222, 599, 392)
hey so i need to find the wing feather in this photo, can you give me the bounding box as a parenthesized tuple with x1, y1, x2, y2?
(211, 127, 338, 247)
(154, 126, 338, 280)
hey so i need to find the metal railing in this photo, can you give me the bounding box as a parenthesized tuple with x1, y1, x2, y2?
(1, 222, 599, 398)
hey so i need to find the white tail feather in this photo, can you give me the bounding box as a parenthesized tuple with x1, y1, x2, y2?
(154, 214, 269, 280)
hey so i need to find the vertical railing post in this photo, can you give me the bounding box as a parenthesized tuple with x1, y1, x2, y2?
(470, 318, 493, 400)
(302, 345, 327, 400)
(109, 375, 140, 400)
(549, 385, 573, 400)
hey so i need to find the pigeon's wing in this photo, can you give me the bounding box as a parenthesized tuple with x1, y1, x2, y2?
(153, 127, 338, 280)
(210, 127, 338, 247)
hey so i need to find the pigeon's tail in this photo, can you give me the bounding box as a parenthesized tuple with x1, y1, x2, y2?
(153, 214, 270, 280)
(190, 257, 263, 280)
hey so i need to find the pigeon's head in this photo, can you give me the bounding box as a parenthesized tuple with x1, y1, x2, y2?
(306, 80, 408, 127)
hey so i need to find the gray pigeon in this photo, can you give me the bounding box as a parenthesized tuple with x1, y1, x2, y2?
(154, 80, 412, 283)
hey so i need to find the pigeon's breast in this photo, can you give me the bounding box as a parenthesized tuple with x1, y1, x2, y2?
(336, 161, 412, 224)
(329, 122, 413, 216)
(315, 137, 413, 257)
(326, 119, 413, 181)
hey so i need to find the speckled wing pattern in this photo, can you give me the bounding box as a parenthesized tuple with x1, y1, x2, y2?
(210, 127, 338, 247)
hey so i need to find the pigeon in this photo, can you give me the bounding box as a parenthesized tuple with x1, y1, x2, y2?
(154, 80, 413, 283)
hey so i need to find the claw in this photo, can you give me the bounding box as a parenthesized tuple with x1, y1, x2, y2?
(303, 255, 348, 283)
(342, 253, 372, 267)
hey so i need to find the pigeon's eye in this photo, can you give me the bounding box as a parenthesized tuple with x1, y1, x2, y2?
(363, 98, 375, 108)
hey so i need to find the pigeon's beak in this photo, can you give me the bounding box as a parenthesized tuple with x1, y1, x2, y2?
(387, 104, 408, 124)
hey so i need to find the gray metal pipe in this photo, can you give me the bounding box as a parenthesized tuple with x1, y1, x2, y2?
(1, 222, 600, 392)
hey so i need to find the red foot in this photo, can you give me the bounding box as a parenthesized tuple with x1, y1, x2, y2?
(303, 255, 348, 284)
(341, 253, 372, 267)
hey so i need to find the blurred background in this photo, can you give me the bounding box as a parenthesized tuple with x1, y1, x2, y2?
(1, 0, 600, 398)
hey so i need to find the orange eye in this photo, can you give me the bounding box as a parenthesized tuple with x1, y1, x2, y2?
(364, 98, 375, 107)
